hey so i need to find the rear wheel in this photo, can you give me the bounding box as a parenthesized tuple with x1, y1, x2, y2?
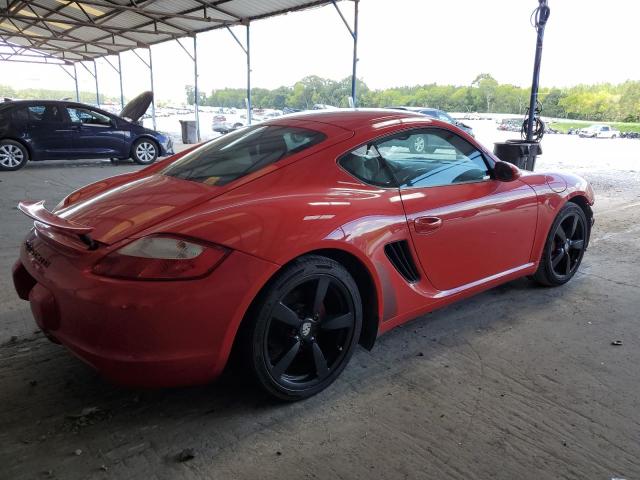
(244, 255, 362, 401)
(131, 138, 158, 165)
(533, 202, 588, 286)
(0, 140, 28, 171)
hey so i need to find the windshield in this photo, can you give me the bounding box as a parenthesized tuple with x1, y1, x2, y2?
(163, 125, 326, 186)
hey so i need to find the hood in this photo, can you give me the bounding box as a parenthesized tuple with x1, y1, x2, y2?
(58, 174, 224, 245)
(119, 91, 153, 123)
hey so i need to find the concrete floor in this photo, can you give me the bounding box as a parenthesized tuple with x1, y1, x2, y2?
(1, 143, 639, 479)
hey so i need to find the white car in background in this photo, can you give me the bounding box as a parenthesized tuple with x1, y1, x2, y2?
(211, 114, 245, 134)
(579, 124, 620, 138)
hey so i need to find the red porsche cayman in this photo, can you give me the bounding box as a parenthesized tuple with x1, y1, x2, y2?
(13, 110, 594, 400)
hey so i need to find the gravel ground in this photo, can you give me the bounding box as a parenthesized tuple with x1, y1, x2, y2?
(0, 127, 639, 479)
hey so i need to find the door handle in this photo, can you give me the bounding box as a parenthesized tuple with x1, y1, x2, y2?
(414, 216, 442, 234)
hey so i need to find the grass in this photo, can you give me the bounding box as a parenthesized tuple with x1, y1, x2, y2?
(549, 120, 640, 134)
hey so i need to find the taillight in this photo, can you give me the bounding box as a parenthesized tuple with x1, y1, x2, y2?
(93, 235, 229, 280)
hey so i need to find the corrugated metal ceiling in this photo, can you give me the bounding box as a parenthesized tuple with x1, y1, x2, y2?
(0, 0, 334, 64)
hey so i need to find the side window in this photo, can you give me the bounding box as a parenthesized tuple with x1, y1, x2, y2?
(602, 126, 609, 131)
(375, 129, 490, 188)
(12, 107, 29, 124)
(25, 105, 61, 123)
(338, 144, 395, 187)
(67, 107, 111, 126)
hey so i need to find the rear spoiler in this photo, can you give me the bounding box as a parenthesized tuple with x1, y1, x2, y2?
(18, 200, 97, 249)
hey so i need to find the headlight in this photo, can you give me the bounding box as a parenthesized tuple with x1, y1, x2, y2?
(93, 235, 229, 280)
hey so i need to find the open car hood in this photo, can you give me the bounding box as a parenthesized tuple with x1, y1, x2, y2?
(119, 91, 153, 123)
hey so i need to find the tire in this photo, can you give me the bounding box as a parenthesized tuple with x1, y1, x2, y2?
(533, 202, 589, 287)
(243, 255, 362, 401)
(408, 134, 426, 154)
(0, 140, 29, 171)
(131, 138, 158, 165)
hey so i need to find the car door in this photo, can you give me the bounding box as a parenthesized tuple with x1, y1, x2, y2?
(65, 106, 125, 158)
(21, 104, 74, 159)
(375, 127, 539, 292)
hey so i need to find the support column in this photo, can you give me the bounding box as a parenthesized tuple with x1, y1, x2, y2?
(72, 64, 79, 101)
(351, 0, 359, 106)
(104, 55, 125, 110)
(225, 25, 251, 125)
(332, 0, 359, 107)
(148, 48, 156, 130)
(93, 59, 100, 106)
(60, 64, 80, 102)
(193, 36, 200, 141)
(246, 23, 252, 125)
(117, 53, 124, 110)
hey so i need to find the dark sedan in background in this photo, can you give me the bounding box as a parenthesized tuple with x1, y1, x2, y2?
(0, 93, 173, 171)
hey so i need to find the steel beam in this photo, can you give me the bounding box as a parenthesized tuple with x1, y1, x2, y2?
(73, 63, 79, 101)
(117, 53, 124, 110)
(225, 25, 251, 125)
(246, 24, 252, 125)
(332, 0, 359, 107)
(102, 54, 124, 110)
(148, 48, 157, 130)
(351, 0, 359, 106)
(176, 37, 200, 141)
(93, 60, 100, 106)
(58, 64, 80, 101)
(194, 36, 200, 141)
(132, 48, 156, 129)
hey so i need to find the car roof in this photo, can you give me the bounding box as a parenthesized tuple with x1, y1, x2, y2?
(270, 108, 433, 130)
(0, 99, 105, 109)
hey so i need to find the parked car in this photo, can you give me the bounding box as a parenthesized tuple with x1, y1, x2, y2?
(497, 118, 523, 132)
(0, 92, 173, 171)
(620, 131, 640, 139)
(211, 115, 243, 134)
(578, 124, 620, 138)
(390, 107, 475, 137)
(13, 109, 594, 400)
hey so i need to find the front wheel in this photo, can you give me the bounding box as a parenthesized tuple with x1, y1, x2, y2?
(131, 138, 158, 165)
(0, 140, 29, 171)
(244, 255, 362, 401)
(533, 202, 589, 286)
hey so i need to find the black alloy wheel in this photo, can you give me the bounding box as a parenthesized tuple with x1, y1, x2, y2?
(244, 255, 362, 400)
(534, 202, 589, 286)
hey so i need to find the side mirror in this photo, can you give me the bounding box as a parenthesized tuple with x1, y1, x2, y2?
(493, 160, 522, 182)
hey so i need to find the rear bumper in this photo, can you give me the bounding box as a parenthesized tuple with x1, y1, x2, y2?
(13, 233, 278, 387)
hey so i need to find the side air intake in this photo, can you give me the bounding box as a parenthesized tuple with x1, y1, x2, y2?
(384, 240, 420, 283)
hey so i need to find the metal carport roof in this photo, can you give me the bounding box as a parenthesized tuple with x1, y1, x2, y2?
(0, 0, 360, 142)
(0, 1, 337, 64)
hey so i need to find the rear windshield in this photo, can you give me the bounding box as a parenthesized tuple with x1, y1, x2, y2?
(163, 125, 326, 186)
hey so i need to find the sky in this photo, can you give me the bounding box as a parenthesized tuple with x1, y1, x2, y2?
(2, 0, 639, 104)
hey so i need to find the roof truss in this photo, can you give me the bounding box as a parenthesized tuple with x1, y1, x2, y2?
(0, 0, 334, 64)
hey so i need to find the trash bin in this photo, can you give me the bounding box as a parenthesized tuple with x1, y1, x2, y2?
(179, 120, 198, 144)
(493, 140, 542, 171)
